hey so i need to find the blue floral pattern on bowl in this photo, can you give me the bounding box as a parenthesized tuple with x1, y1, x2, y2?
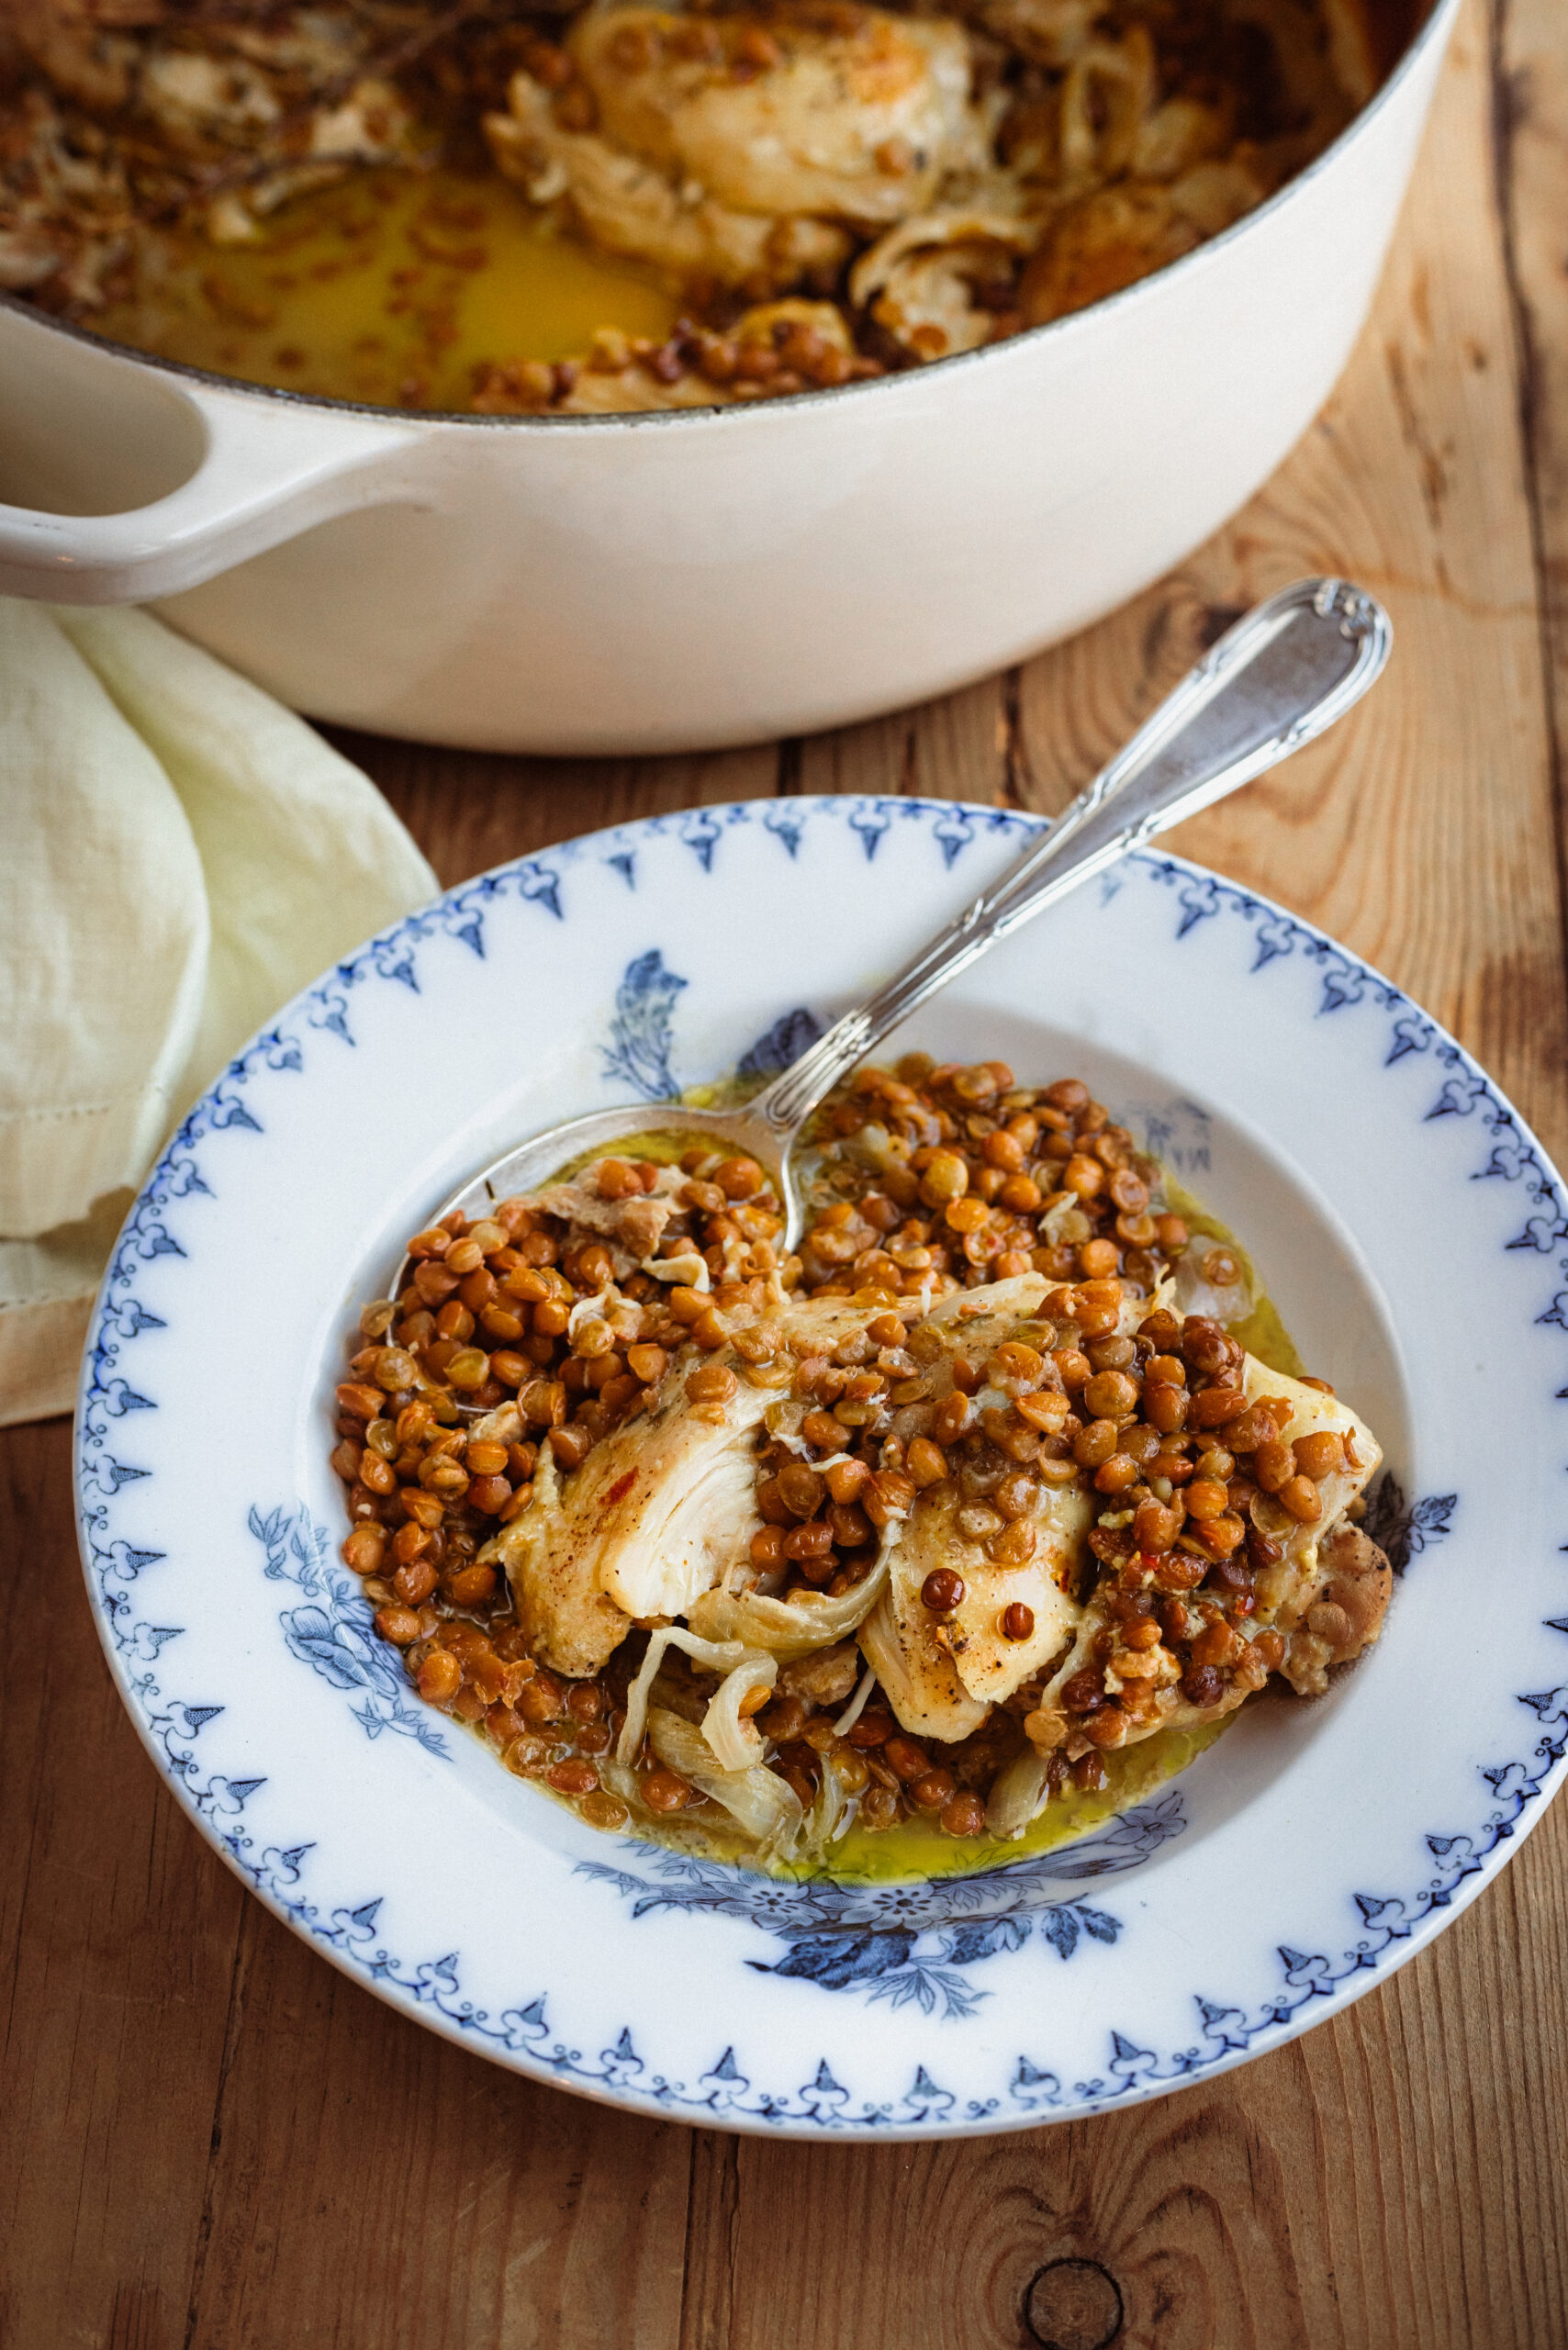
(74, 796, 1568, 2137)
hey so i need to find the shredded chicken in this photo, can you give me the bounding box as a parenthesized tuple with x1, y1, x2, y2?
(487, 66, 846, 292)
(335, 1053, 1404, 1874)
(481, 1333, 779, 1673)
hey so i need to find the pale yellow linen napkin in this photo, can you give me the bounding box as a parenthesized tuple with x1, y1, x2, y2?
(0, 600, 438, 1427)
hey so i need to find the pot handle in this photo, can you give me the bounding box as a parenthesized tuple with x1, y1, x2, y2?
(0, 311, 424, 604)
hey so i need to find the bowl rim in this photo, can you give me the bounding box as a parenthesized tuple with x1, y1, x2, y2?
(2, 0, 1458, 440)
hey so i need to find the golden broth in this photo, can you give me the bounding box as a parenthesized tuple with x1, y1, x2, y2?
(515, 1136, 1295, 1884)
(803, 1714, 1226, 1882)
(93, 166, 676, 409)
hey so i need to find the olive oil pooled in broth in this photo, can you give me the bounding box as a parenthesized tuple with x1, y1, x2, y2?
(94, 167, 677, 408)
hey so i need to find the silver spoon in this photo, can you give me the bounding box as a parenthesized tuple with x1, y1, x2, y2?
(403, 576, 1389, 1272)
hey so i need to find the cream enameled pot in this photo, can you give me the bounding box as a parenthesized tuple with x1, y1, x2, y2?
(0, 0, 1455, 755)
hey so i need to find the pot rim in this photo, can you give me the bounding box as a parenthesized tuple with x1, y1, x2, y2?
(0, 0, 1457, 437)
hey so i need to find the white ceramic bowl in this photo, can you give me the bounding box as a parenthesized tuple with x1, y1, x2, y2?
(1, 1, 1455, 754)
(74, 798, 1568, 2139)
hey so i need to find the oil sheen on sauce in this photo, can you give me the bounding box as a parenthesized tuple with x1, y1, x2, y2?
(508, 1133, 1301, 1885)
(92, 165, 675, 408)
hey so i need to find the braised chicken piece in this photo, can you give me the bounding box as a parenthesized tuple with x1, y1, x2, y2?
(332, 1063, 1399, 1873)
(566, 3, 986, 222)
(486, 1, 989, 294)
(481, 1358, 769, 1675)
(478, 1263, 895, 1674)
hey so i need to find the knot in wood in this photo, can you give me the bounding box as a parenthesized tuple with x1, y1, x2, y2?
(1022, 2256, 1124, 2350)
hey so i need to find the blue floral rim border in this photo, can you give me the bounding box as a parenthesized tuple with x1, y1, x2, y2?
(74, 796, 1568, 2135)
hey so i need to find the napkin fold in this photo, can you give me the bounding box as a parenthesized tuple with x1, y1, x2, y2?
(0, 599, 438, 1427)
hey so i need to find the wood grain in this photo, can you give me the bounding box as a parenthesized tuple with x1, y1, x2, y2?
(4, 5, 1567, 2344)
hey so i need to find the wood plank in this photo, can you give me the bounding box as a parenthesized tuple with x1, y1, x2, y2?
(1498, 0, 1568, 942)
(181, 1902, 692, 2350)
(322, 730, 781, 888)
(790, 675, 1008, 807)
(0, 1422, 246, 2350)
(7, 4, 1568, 2344)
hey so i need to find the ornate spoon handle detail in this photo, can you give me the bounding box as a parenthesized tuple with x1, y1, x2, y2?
(748, 578, 1390, 1143)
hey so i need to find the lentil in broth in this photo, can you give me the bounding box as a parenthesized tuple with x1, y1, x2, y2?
(331, 1055, 1393, 1884)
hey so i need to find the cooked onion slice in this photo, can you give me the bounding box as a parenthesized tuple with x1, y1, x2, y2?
(689, 1533, 895, 1658)
(702, 1653, 778, 1772)
(1170, 1244, 1253, 1326)
(833, 1664, 878, 1739)
(801, 1750, 849, 1856)
(647, 1707, 804, 1859)
(985, 1748, 1053, 1840)
(616, 1627, 748, 1768)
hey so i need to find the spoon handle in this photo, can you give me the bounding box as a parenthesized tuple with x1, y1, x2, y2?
(748, 576, 1391, 1142)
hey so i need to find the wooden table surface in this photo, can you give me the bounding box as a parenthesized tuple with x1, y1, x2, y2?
(6, 5, 1568, 2344)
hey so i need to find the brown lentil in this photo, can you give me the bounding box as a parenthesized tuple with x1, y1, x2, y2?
(338, 1058, 1358, 1863)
